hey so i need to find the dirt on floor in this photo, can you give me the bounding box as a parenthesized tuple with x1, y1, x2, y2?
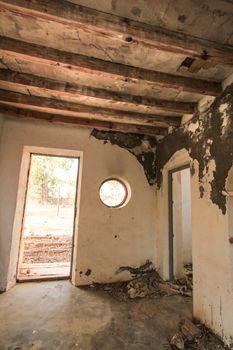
(22, 235, 72, 264)
(86, 268, 229, 350)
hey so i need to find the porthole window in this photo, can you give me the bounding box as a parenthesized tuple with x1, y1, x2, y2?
(99, 178, 129, 208)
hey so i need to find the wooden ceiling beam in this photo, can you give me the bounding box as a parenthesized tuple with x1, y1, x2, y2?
(1, 0, 233, 66)
(0, 69, 196, 115)
(0, 104, 167, 136)
(0, 89, 181, 128)
(0, 37, 222, 96)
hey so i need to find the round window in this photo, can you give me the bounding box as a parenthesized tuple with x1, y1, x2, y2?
(99, 178, 128, 208)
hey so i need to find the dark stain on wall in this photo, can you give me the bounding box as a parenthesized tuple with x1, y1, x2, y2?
(116, 260, 153, 277)
(91, 85, 233, 214)
(156, 83, 233, 214)
(131, 6, 141, 17)
(85, 269, 92, 277)
(91, 129, 157, 185)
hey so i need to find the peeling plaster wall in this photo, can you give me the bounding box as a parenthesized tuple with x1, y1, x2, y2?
(191, 162, 233, 346)
(156, 83, 233, 215)
(0, 118, 157, 291)
(155, 84, 233, 345)
(91, 129, 157, 185)
(156, 153, 233, 345)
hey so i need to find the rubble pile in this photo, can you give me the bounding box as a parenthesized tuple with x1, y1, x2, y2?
(89, 270, 187, 302)
(87, 266, 229, 349)
(169, 264, 193, 297)
(169, 319, 228, 350)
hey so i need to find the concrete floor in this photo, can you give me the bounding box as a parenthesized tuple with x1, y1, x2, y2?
(0, 281, 192, 350)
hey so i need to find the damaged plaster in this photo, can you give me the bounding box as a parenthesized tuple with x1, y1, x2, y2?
(156, 83, 233, 214)
(91, 129, 157, 185)
(91, 84, 233, 214)
(116, 260, 153, 277)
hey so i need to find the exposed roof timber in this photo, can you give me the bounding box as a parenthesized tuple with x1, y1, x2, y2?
(0, 69, 196, 115)
(1, 0, 233, 66)
(0, 104, 167, 136)
(0, 89, 181, 128)
(0, 37, 222, 96)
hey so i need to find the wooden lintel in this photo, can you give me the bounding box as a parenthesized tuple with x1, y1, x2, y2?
(0, 0, 233, 66)
(0, 89, 181, 128)
(0, 37, 222, 96)
(0, 69, 196, 115)
(0, 104, 167, 136)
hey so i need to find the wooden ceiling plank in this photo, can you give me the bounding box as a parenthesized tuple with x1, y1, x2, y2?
(0, 69, 195, 114)
(0, 103, 167, 136)
(0, 89, 181, 127)
(0, 0, 233, 66)
(0, 37, 222, 96)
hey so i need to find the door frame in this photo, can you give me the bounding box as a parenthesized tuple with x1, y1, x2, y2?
(168, 164, 190, 280)
(13, 146, 83, 284)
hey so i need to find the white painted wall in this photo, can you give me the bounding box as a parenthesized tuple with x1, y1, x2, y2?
(156, 150, 233, 346)
(0, 117, 157, 291)
(191, 160, 233, 346)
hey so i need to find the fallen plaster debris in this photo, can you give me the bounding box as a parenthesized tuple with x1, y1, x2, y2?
(169, 319, 230, 350)
(85, 268, 192, 302)
(84, 268, 230, 349)
(169, 264, 193, 297)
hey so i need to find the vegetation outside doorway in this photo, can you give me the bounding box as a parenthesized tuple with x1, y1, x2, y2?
(17, 150, 80, 281)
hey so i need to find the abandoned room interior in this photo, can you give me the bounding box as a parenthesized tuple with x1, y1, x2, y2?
(0, 0, 233, 349)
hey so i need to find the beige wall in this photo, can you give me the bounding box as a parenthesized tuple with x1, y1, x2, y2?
(192, 160, 233, 346)
(0, 117, 157, 291)
(156, 150, 233, 345)
(0, 116, 4, 138)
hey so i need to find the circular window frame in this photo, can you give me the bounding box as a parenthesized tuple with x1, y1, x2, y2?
(99, 177, 130, 209)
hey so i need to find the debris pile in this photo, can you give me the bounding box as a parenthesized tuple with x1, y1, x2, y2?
(88, 269, 190, 302)
(169, 264, 193, 297)
(169, 319, 228, 350)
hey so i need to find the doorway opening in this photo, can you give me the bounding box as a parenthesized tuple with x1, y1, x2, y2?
(17, 153, 79, 281)
(168, 165, 192, 281)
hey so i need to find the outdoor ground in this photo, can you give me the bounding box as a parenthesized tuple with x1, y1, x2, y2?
(22, 204, 74, 264)
(23, 235, 72, 264)
(18, 204, 74, 279)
